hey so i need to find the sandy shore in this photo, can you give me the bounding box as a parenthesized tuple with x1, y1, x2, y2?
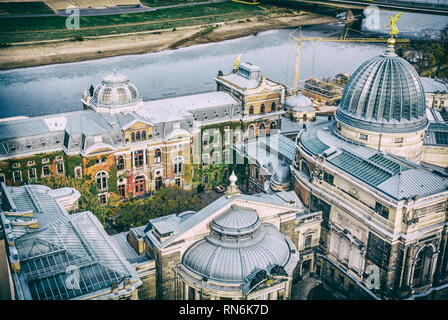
(0, 14, 338, 70)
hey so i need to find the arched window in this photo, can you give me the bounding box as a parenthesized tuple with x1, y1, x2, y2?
(270, 122, 276, 130)
(300, 160, 311, 178)
(134, 175, 145, 195)
(136, 131, 141, 141)
(155, 176, 162, 191)
(260, 104, 265, 114)
(116, 155, 125, 171)
(173, 157, 183, 174)
(95, 171, 108, 191)
(259, 123, 266, 136)
(248, 125, 255, 139)
(142, 131, 146, 140)
(271, 102, 276, 112)
(131, 132, 135, 142)
(412, 246, 434, 287)
(154, 149, 161, 164)
(249, 105, 254, 115)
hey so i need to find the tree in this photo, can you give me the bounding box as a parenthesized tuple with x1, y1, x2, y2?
(396, 25, 448, 80)
(113, 187, 203, 232)
(40, 175, 109, 224)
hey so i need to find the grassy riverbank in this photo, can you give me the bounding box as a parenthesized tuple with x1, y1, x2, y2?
(0, 2, 53, 15)
(0, 11, 337, 69)
(0, 2, 269, 43)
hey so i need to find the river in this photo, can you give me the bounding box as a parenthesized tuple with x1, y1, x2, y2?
(0, 9, 445, 118)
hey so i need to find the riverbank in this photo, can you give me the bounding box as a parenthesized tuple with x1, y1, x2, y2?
(0, 13, 338, 70)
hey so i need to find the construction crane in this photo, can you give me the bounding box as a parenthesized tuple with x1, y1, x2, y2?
(288, 26, 410, 96)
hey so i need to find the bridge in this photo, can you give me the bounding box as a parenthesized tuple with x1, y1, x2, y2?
(277, 0, 448, 14)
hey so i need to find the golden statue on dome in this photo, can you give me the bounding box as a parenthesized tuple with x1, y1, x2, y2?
(233, 54, 241, 71)
(384, 12, 402, 44)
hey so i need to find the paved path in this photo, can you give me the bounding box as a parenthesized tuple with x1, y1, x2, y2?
(0, 0, 228, 19)
(197, 189, 223, 208)
(291, 273, 322, 300)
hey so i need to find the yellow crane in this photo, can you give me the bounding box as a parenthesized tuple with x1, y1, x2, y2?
(289, 21, 410, 96)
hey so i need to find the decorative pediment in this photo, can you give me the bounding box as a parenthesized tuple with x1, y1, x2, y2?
(123, 120, 153, 131)
(166, 128, 191, 140)
(84, 143, 117, 155)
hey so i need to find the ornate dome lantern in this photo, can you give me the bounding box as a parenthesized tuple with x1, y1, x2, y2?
(83, 69, 143, 114)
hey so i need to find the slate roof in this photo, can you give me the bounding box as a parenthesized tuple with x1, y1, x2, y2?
(145, 191, 302, 250)
(420, 77, 448, 94)
(137, 91, 241, 124)
(298, 121, 448, 200)
(424, 122, 448, 146)
(110, 231, 152, 265)
(216, 62, 281, 91)
(240, 134, 296, 177)
(376, 169, 448, 199)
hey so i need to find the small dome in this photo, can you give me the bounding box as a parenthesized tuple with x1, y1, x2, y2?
(270, 162, 292, 191)
(335, 44, 428, 133)
(210, 205, 259, 237)
(285, 91, 313, 111)
(92, 70, 141, 108)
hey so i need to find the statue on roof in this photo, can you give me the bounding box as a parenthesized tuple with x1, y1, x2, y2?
(384, 12, 402, 40)
(233, 54, 241, 72)
(225, 171, 240, 198)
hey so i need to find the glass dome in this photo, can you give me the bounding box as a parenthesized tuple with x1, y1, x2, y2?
(335, 44, 428, 133)
(92, 70, 140, 108)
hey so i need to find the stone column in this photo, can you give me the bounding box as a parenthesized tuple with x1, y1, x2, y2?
(429, 250, 439, 285)
(183, 281, 188, 300)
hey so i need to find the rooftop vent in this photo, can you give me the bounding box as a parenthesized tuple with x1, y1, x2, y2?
(323, 146, 337, 158)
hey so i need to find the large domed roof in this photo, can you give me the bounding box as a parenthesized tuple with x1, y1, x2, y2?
(92, 70, 141, 108)
(335, 44, 428, 133)
(181, 206, 297, 283)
